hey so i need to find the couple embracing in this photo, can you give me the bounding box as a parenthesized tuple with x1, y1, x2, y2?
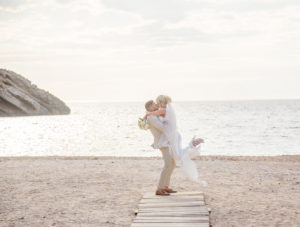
(143, 95, 206, 196)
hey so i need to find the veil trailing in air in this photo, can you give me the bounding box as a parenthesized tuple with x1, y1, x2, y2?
(164, 103, 204, 183)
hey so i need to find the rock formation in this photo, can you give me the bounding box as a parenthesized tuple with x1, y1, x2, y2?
(0, 69, 70, 117)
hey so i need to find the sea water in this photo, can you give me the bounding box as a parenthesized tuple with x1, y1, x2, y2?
(0, 100, 299, 157)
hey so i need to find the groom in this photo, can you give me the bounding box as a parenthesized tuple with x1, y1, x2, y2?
(145, 100, 203, 196)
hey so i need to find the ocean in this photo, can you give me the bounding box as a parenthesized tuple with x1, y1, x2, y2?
(0, 100, 299, 157)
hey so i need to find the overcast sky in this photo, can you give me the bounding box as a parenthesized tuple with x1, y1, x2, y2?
(1, 0, 300, 102)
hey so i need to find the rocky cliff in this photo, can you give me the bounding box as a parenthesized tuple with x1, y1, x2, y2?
(0, 69, 70, 117)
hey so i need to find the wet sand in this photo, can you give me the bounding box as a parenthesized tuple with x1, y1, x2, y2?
(1, 155, 300, 226)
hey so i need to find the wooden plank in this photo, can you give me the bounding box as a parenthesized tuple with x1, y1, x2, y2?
(134, 220, 209, 224)
(139, 204, 205, 208)
(142, 195, 203, 198)
(139, 201, 204, 205)
(143, 194, 204, 199)
(138, 210, 208, 214)
(132, 223, 209, 227)
(138, 207, 206, 211)
(137, 212, 209, 217)
(172, 191, 204, 195)
(133, 219, 209, 225)
(137, 210, 208, 214)
(131, 191, 210, 227)
(134, 216, 209, 221)
(131, 223, 209, 227)
(138, 205, 207, 208)
(140, 200, 204, 206)
(138, 203, 204, 208)
(143, 194, 204, 198)
(139, 213, 208, 218)
(140, 198, 204, 203)
(138, 211, 208, 215)
(142, 196, 204, 199)
(137, 209, 208, 213)
(138, 206, 208, 211)
(137, 206, 208, 212)
(143, 191, 203, 197)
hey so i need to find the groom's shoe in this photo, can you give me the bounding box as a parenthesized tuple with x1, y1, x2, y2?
(155, 189, 170, 196)
(163, 188, 177, 193)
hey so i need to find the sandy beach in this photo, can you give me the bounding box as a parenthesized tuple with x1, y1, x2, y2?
(1, 155, 300, 227)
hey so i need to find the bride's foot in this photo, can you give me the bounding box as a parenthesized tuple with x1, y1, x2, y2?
(192, 138, 204, 147)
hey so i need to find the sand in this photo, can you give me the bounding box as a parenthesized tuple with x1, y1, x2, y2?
(1, 155, 300, 227)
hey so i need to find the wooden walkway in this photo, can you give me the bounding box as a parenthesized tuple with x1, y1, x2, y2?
(131, 191, 210, 227)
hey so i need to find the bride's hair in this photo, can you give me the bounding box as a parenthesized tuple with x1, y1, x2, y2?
(156, 95, 172, 106)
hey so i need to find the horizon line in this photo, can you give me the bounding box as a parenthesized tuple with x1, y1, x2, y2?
(65, 98, 300, 103)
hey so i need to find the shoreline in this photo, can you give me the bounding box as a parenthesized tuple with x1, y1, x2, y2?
(1, 155, 300, 162)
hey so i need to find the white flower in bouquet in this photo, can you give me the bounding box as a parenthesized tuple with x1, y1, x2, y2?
(138, 117, 150, 130)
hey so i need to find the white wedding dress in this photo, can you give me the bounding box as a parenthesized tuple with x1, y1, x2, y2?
(160, 103, 207, 186)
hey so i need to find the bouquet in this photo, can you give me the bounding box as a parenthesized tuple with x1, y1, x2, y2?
(138, 117, 150, 130)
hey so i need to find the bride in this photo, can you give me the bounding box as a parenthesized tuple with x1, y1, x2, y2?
(145, 95, 206, 184)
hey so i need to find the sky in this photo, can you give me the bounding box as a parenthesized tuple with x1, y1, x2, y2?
(1, 0, 300, 102)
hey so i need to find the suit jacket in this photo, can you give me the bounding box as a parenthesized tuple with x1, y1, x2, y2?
(147, 115, 169, 149)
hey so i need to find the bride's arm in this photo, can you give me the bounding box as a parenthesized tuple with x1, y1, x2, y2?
(144, 109, 166, 119)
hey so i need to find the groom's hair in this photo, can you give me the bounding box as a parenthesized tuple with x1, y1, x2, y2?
(145, 100, 154, 111)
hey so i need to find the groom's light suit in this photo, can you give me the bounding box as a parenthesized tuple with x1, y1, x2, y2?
(147, 115, 176, 189)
